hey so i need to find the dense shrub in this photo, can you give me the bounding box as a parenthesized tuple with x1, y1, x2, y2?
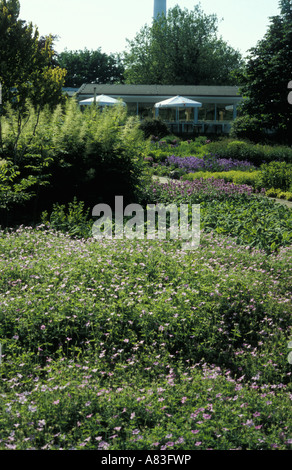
(182, 170, 261, 188)
(139, 117, 170, 139)
(206, 138, 292, 166)
(230, 115, 272, 143)
(265, 188, 292, 200)
(256, 161, 292, 191)
(40, 198, 92, 238)
(147, 137, 212, 162)
(148, 137, 292, 168)
(0, 100, 150, 225)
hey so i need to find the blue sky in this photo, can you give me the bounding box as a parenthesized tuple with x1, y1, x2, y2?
(19, 0, 281, 58)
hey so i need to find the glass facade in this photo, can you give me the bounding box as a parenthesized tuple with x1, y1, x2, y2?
(125, 100, 237, 136)
(198, 103, 235, 122)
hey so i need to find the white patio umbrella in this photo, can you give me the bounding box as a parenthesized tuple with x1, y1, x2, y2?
(79, 94, 125, 106)
(154, 95, 202, 122)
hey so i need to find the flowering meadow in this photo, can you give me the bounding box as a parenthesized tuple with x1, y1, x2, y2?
(0, 221, 291, 450)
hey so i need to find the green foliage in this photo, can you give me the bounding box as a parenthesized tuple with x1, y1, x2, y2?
(265, 188, 280, 198)
(123, 5, 243, 85)
(0, 160, 38, 213)
(181, 161, 292, 195)
(146, 137, 210, 164)
(182, 170, 261, 188)
(230, 115, 271, 143)
(57, 48, 124, 87)
(0, 0, 66, 112)
(139, 118, 170, 139)
(277, 190, 292, 200)
(41, 198, 92, 238)
(200, 197, 292, 253)
(206, 138, 292, 165)
(0, 100, 150, 225)
(0, 227, 291, 449)
(147, 179, 292, 253)
(256, 161, 292, 191)
(235, 1, 292, 144)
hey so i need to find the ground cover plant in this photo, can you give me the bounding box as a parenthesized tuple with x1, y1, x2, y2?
(144, 179, 291, 254)
(147, 153, 257, 179)
(154, 155, 255, 179)
(181, 170, 261, 188)
(0, 226, 291, 450)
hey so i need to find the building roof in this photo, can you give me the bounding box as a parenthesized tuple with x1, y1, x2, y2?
(62, 87, 79, 97)
(77, 83, 241, 98)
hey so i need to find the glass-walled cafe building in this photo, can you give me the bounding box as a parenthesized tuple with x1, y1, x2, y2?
(76, 84, 242, 135)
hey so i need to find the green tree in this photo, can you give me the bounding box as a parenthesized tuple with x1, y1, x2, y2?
(123, 5, 243, 85)
(233, 0, 292, 143)
(57, 49, 124, 87)
(0, 0, 66, 111)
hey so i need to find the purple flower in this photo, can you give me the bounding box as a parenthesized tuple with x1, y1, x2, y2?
(163, 154, 253, 173)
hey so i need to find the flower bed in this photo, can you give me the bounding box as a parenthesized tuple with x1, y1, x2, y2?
(164, 154, 254, 173)
(148, 178, 260, 203)
(145, 179, 291, 253)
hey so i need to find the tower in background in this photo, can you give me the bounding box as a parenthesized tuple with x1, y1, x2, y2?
(153, 0, 167, 19)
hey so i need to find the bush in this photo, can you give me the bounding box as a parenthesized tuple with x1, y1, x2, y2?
(182, 163, 292, 195)
(139, 117, 170, 139)
(206, 138, 292, 166)
(0, 100, 150, 224)
(40, 198, 92, 238)
(265, 188, 280, 198)
(230, 115, 272, 143)
(266, 188, 292, 201)
(182, 170, 261, 189)
(256, 161, 292, 191)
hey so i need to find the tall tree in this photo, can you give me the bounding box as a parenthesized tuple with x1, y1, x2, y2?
(233, 0, 292, 143)
(57, 49, 124, 88)
(123, 5, 243, 85)
(0, 0, 66, 111)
